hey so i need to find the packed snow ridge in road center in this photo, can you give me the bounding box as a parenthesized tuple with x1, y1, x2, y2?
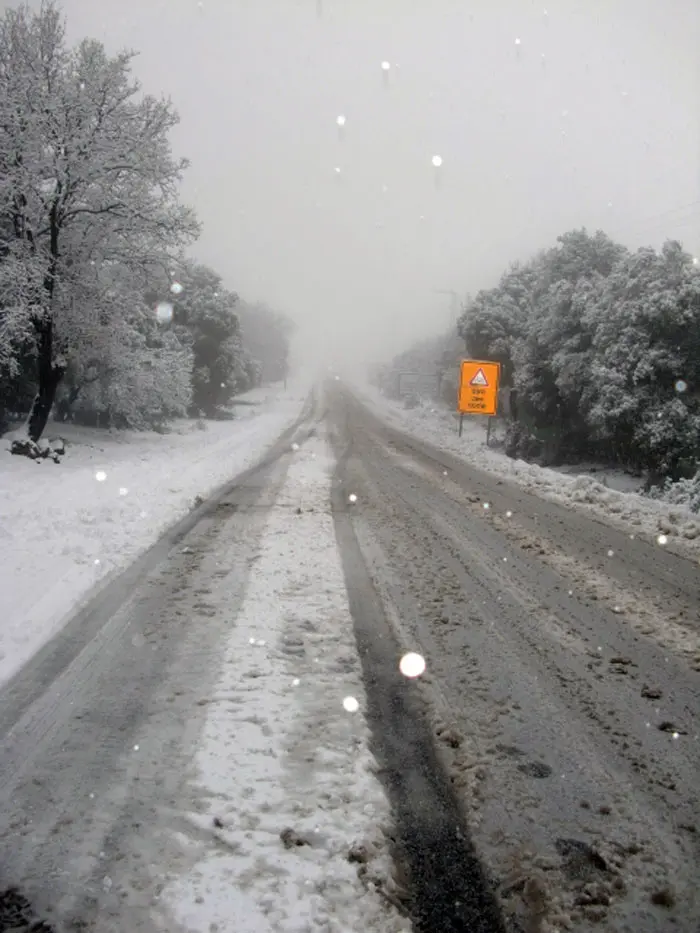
(158, 433, 407, 932)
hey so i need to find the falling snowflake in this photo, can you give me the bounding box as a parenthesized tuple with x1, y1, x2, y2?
(400, 652, 426, 678)
(348, 493, 358, 503)
(170, 282, 183, 295)
(343, 696, 359, 712)
(155, 302, 174, 324)
(431, 155, 443, 168)
(675, 379, 688, 393)
(657, 534, 668, 546)
(95, 470, 107, 482)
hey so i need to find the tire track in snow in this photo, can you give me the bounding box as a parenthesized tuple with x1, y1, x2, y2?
(328, 404, 508, 933)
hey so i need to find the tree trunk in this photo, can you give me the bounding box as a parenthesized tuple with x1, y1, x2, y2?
(27, 318, 65, 442)
(27, 199, 64, 442)
(56, 384, 81, 422)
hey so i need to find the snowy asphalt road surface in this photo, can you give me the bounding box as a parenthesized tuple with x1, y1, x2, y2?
(0, 382, 698, 933)
(0, 392, 322, 931)
(329, 386, 699, 933)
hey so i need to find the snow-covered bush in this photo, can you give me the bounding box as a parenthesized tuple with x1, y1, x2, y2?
(648, 472, 700, 514)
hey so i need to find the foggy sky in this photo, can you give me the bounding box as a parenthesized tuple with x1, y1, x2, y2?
(18, 0, 700, 370)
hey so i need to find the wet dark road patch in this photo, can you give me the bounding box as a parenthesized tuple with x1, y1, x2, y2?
(331, 437, 507, 933)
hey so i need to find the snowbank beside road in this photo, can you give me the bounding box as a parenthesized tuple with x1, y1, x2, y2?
(353, 383, 700, 558)
(162, 432, 407, 933)
(0, 383, 308, 688)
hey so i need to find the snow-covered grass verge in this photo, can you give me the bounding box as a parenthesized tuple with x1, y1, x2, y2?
(0, 382, 308, 688)
(161, 432, 407, 933)
(352, 383, 700, 558)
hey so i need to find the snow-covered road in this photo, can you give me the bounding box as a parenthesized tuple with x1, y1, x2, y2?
(352, 383, 700, 560)
(0, 395, 409, 933)
(1, 382, 698, 933)
(329, 387, 700, 933)
(0, 385, 307, 688)
(161, 433, 406, 933)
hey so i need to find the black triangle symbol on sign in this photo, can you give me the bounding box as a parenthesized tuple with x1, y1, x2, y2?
(469, 368, 489, 387)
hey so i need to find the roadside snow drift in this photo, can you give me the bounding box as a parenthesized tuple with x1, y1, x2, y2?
(354, 384, 700, 558)
(0, 385, 307, 688)
(161, 432, 407, 933)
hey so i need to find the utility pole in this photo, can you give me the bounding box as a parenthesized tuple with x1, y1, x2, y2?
(434, 288, 461, 322)
(433, 289, 465, 397)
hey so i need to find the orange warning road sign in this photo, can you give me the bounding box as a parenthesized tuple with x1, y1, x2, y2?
(458, 359, 500, 415)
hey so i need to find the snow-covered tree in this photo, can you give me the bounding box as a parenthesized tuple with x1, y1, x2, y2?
(584, 241, 700, 480)
(237, 301, 294, 385)
(160, 260, 259, 415)
(0, 2, 198, 440)
(412, 227, 699, 481)
(52, 257, 194, 428)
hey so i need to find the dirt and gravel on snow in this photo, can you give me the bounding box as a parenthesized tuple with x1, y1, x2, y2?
(329, 385, 699, 933)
